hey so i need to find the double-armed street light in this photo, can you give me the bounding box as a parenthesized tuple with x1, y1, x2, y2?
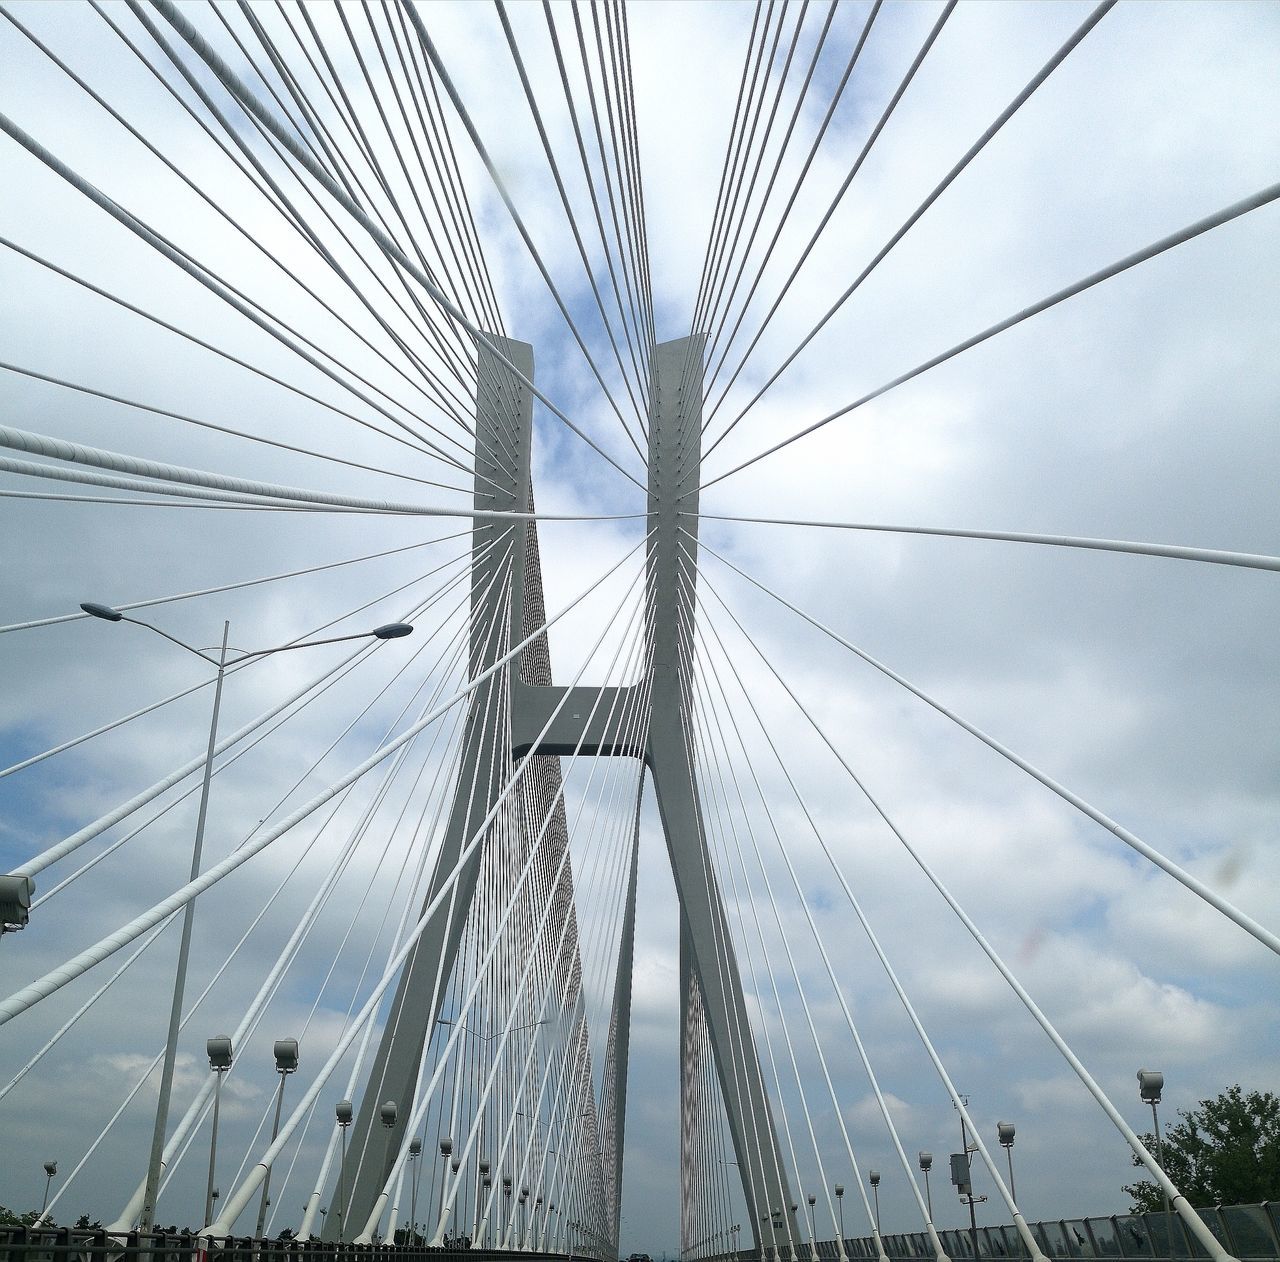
(256, 1039, 299, 1238)
(205, 1037, 233, 1227)
(336, 1099, 354, 1241)
(69, 602, 411, 1232)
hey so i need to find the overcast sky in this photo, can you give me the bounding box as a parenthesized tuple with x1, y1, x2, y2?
(1, 1, 1278, 1255)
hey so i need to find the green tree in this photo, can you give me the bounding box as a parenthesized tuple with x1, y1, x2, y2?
(1125, 1085, 1280, 1211)
(0, 1207, 50, 1228)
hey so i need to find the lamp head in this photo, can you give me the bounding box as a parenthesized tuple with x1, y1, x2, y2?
(273, 1038, 299, 1074)
(1137, 1069, 1164, 1104)
(440, 1136, 453, 1157)
(44, 1161, 57, 1177)
(807, 1194, 815, 1207)
(81, 602, 123, 622)
(869, 1170, 880, 1187)
(336, 1099, 353, 1126)
(372, 623, 413, 640)
(379, 1100, 398, 1128)
(997, 1121, 1016, 1147)
(206, 1035, 233, 1071)
(409, 1138, 422, 1157)
(479, 1159, 491, 1176)
(919, 1151, 933, 1172)
(835, 1184, 844, 1197)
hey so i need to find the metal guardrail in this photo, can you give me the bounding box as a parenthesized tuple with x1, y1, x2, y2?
(707, 1205, 1280, 1262)
(0, 1232, 584, 1262)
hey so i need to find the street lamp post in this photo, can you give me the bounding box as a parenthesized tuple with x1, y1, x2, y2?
(336, 1099, 354, 1242)
(918, 1154, 933, 1218)
(256, 1039, 299, 1239)
(869, 1171, 881, 1234)
(806, 1194, 817, 1254)
(997, 1123, 1016, 1203)
(408, 1137, 422, 1243)
(1138, 1070, 1173, 1221)
(520, 1188, 529, 1250)
(375, 1100, 398, 1242)
(77, 602, 411, 1232)
(835, 1184, 845, 1243)
(439, 1137, 453, 1238)
(204, 1037, 233, 1227)
(39, 1162, 57, 1218)
(476, 1159, 491, 1242)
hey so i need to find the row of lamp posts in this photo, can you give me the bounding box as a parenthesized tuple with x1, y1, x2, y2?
(794, 1072, 1168, 1251)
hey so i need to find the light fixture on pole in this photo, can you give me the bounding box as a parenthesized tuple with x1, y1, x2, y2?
(204, 1037, 233, 1228)
(374, 1101, 398, 1244)
(39, 1162, 57, 1218)
(1138, 1070, 1173, 1221)
(869, 1171, 881, 1234)
(439, 1136, 453, 1239)
(520, 1187, 529, 1249)
(336, 1100, 354, 1242)
(476, 1158, 491, 1243)
(0, 873, 34, 935)
(256, 1039, 299, 1239)
(835, 1184, 845, 1243)
(918, 1153, 933, 1218)
(75, 603, 411, 1231)
(806, 1194, 817, 1247)
(996, 1122, 1017, 1202)
(408, 1137, 422, 1243)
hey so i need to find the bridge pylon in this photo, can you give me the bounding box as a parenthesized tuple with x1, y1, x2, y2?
(332, 335, 792, 1250)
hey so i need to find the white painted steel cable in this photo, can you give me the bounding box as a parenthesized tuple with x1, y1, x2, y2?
(107, 579, 498, 1232)
(687, 663, 845, 1258)
(205, 544, 649, 1237)
(293, 601, 505, 1240)
(149, 0, 647, 494)
(0, 531, 467, 637)
(494, 1, 648, 453)
(10, 540, 486, 881)
(691, 603, 947, 1260)
(697, 513, 1280, 574)
(703, 178, 1280, 489)
(0, 535, 650, 1023)
(64, 573, 486, 1227)
(0, 109, 474, 478)
(701, 0, 1115, 456)
(671, 559, 790, 1252)
(699, 0, 950, 424)
(696, 564, 1236, 1262)
(469, 627, 655, 1248)
(0, 361, 475, 495)
(698, 538, 1280, 957)
(367, 566, 650, 1242)
(0, 424, 640, 522)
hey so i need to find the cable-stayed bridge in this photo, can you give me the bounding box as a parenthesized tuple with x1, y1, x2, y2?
(0, 2, 1276, 1261)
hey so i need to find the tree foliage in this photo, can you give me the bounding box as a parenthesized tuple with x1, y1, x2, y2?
(1125, 1085, 1280, 1211)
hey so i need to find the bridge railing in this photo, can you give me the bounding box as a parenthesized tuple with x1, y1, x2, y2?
(0, 1230, 583, 1262)
(712, 1204, 1280, 1262)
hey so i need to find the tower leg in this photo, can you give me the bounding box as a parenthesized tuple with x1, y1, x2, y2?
(646, 336, 792, 1249)
(328, 338, 534, 1237)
